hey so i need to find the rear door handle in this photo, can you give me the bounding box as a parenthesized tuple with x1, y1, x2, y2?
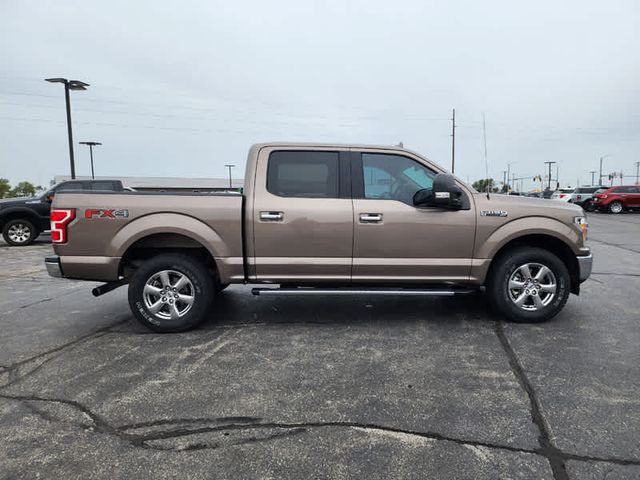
(260, 211, 284, 221)
(359, 213, 383, 223)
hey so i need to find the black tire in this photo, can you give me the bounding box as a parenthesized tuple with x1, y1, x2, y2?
(2, 219, 38, 246)
(608, 201, 623, 214)
(487, 247, 570, 323)
(128, 253, 214, 333)
(582, 199, 595, 212)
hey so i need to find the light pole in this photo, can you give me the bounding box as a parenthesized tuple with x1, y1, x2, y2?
(224, 164, 235, 189)
(45, 78, 89, 179)
(635, 162, 639, 185)
(589, 170, 596, 186)
(599, 155, 611, 186)
(79, 141, 102, 179)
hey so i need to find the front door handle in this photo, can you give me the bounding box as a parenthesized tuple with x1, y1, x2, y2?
(359, 213, 383, 223)
(260, 211, 284, 221)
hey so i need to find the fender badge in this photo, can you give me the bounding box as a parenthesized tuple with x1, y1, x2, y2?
(481, 210, 508, 217)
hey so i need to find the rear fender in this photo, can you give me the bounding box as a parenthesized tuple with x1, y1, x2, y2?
(109, 213, 227, 259)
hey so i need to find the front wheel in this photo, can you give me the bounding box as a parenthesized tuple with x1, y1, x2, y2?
(487, 247, 570, 323)
(128, 253, 214, 332)
(582, 199, 596, 212)
(2, 219, 38, 246)
(608, 201, 623, 214)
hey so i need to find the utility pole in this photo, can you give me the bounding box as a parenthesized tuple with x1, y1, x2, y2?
(450, 108, 456, 173)
(599, 155, 610, 186)
(79, 141, 102, 179)
(512, 173, 516, 192)
(589, 170, 596, 186)
(502, 170, 507, 190)
(635, 162, 640, 185)
(224, 164, 235, 189)
(544, 161, 556, 191)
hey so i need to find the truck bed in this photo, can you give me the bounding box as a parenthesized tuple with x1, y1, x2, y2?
(52, 191, 244, 282)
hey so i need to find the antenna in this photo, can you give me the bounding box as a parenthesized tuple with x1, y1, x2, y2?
(483, 113, 490, 199)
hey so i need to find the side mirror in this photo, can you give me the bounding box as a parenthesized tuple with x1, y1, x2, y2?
(413, 173, 464, 209)
(45, 192, 55, 203)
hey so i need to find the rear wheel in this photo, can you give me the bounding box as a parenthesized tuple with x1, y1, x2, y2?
(128, 253, 214, 332)
(608, 201, 623, 214)
(487, 247, 570, 323)
(2, 219, 38, 246)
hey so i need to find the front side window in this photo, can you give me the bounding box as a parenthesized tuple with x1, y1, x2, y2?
(362, 153, 435, 205)
(267, 151, 339, 198)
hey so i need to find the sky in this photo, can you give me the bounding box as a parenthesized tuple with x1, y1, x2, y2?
(1, 0, 639, 190)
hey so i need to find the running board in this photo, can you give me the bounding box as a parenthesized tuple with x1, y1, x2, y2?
(251, 287, 476, 296)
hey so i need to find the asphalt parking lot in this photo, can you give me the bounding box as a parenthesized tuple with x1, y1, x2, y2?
(1, 213, 639, 479)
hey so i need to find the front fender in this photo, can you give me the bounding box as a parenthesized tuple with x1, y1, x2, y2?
(109, 213, 228, 259)
(475, 216, 582, 259)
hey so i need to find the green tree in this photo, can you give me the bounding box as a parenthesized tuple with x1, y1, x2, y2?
(9, 181, 37, 198)
(0, 178, 10, 198)
(472, 178, 499, 193)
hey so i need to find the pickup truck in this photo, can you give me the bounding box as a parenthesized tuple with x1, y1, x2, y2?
(0, 179, 125, 246)
(45, 143, 592, 332)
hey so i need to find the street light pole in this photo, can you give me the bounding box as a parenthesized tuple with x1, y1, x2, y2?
(635, 162, 640, 186)
(79, 142, 102, 179)
(589, 170, 596, 186)
(45, 78, 90, 180)
(224, 164, 235, 189)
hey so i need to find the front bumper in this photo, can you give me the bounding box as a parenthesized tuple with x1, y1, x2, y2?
(577, 254, 593, 282)
(45, 256, 62, 278)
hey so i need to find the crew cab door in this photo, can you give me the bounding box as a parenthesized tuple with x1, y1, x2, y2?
(351, 150, 476, 282)
(251, 147, 353, 282)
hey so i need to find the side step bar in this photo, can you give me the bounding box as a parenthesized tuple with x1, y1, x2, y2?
(252, 287, 477, 296)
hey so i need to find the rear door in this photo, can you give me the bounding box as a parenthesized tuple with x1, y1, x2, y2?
(350, 149, 476, 282)
(251, 147, 354, 282)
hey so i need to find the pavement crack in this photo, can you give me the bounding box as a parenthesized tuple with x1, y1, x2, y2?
(494, 321, 569, 480)
(0, 317, 130, 389)
(3, 391, 640, 465)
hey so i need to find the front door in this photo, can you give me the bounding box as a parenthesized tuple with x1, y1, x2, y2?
(252, 148, 353, 283)
(351, 150, 476, 283)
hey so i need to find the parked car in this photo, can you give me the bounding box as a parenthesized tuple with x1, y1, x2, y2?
(550, 188, 574, 202)
(45, 142, 591, 331)
(569, 186, 605, 212)
(0, 179, 124, 246)
(593, 185, 640, 214)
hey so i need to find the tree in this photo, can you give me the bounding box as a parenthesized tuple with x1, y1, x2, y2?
(9, 181, 37, 198)
(0, 178, 10, 198)
(472, 178, 499, 193)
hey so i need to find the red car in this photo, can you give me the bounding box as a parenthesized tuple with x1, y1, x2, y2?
(593, 185, 640, 213)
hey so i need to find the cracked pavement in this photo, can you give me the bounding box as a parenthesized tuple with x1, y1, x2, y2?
(1, 214, 639, 479)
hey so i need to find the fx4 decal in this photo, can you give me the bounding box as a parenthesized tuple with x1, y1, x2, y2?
(85, 209, 130, 219)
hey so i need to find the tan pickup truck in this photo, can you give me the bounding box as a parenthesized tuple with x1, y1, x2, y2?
(45, 143, 592, 332)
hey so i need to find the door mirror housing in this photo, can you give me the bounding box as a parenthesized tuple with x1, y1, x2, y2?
(413, 173, 464, 209)
(45, 191, 55, 203)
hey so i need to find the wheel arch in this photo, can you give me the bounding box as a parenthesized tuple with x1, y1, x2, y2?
(486, 233, 580, 295)
(114, 213, 226, 282)
(0, 209, 43, 231)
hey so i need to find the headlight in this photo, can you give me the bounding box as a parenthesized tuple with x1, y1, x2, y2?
(574, 216, 588, 241)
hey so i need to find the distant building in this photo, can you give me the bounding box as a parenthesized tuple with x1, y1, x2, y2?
(53, 175, 244, 193)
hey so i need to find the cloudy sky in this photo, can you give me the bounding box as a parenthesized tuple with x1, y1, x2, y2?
(1, 0, 638, 190)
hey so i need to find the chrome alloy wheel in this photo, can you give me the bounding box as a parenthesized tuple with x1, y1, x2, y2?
(508, 263, 557, 311)
(609, 201, 623, 214)
(143, 270, 195, 320)
(7, 223, 31, 244)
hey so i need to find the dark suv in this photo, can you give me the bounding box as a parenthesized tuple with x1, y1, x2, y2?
(0, 180, 124, 246)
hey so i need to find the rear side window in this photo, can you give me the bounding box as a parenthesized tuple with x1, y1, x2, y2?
(55, 182, 83, 191)
(267, 151, 339, 198)
(613, 186, 633, 193)
(90, 181, 117, 190)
